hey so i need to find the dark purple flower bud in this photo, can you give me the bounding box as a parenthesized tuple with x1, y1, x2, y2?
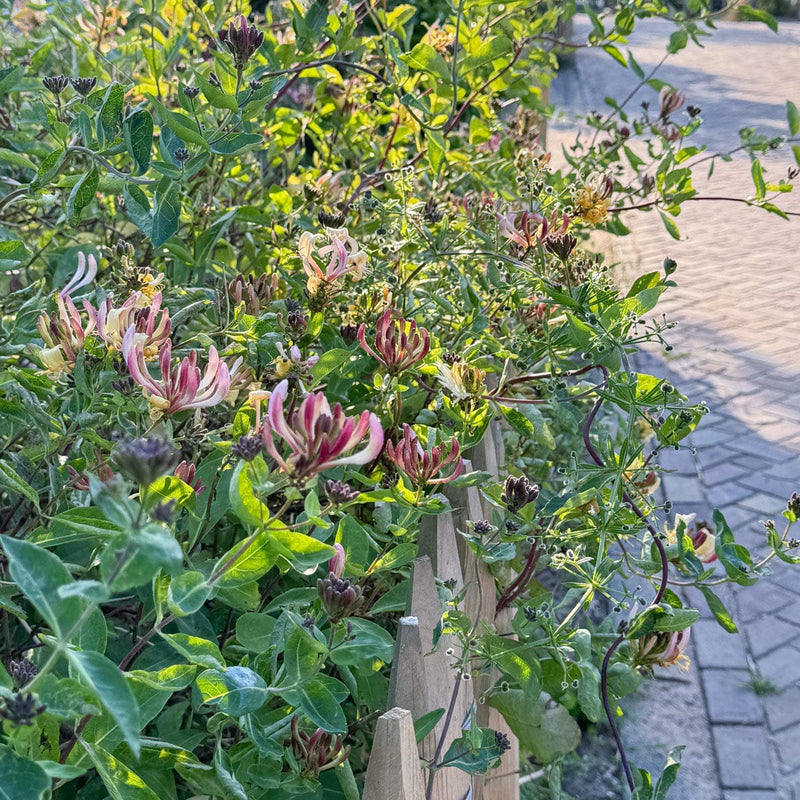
(174, 147, 190, 163)
(325, 479, 360, 506)
(111, 436, 179, 485)
(522, 605, 537, 622)
(249, 79, 262, 91)
(42, 75, 69, 95)
(545, 233, 578, 261)
(442, 350, 461, 365)
(494, 730, 511, 753)
(287, 716, 350, 779)
(184, 85, 200, 99)
(208, 72, 222, 88)
(339, 324, 359, 345)
(318, 209, 347, 228)
(0, 692, 46, 727)
(789, 493, 800, 516)
(424, 195, 443, 223)
(687, 105, 701, 118)
(505, 520, 520, 532)
(151, 499, 177, 524)
(317, 573, 364, 623)
(286, 309, 307, 340)
(231, 435, 264, 462)
(501, 475, 540, 513)
(70, 77, 97, 97)
(218, 15, 264, 70)
(8, 659, 38, 687)
(473, 520, 492, 534)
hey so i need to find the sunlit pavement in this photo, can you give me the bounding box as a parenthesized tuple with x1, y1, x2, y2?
(551, 15, 800, 799)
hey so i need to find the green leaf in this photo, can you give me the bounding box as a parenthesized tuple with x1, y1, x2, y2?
(228, 456, 271, 528)
(294, 677, 347, 732)
(81, 741, 160, 800)
(667, 28, 688, 54)
(654, 746, 684, 800)
(0, 748, 50, 800)
(124, 110, 153, 175)
(489, 690, 580, 763)
(698, 585, 737, 633)
(161, 632, 225, 669)
(123, 184, 152, 237)
(236, 612, 277, 653)
(194, 208, 237, 266)
(197, 666, 271, 715)
(151, 179, 181, 247)
(401, 43, 451, 82)
(167, 571, 213, 617)
(737, 4, 778, 32)
(0, 461, 39, 508)
(0, 148, 36, 171)
(427, 130, 446, 176)
(195, 72, 238, 112)
(658, 210, 680, 240)
(787, 101, 800, 136)
(463, 35, 512, 71)
(0, 66, 23, 99)
(152, 98, 209, 149)
(0, 240, 30, 263)
(751, 159, 766, 200)
(209, 133, 262, 155)
(270, 526, 336, 574)
(96, 84, 125, 148)
(440, 727, 503, 774)
(30, 148, 66, 191)
(66, 166, 99, 226)
(328, 618, 395, 667)
(414, 708, 445, 742)
(282, 625, 326, 685)
(311, 348, 354, 379)
(67, 650, 141, 756)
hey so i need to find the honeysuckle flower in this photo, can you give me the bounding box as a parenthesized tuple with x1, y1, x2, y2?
(288, 716, 350, 779)
(273, 342, 319, 380)
(357, 308, 430, 374)
(36, 295, 95, 378)
(248, 388, 272, 431)
(136, 271, 165, 306)
(86, 291, 171, 358)
(122, 328, 231, 418)
(498, 210, 569, 250)
(66, 450, 114, 491)
(228, 272, 279, 315)
(637, 627, 691, 670)
(574, 174, 613, 225)
(436, 361, 486, 401)
(223, 355, 251, 405)
(665, 512, 717, 564)
(385, 424, 464, 488)
(218, 15, 264, 70)
(174, 461, 205, 495)
(658, 86, 686, 120)
(261, 380, 384, 483)
(59, 252, 97, 299)
(317, 572, 364, 623)
(299, 227, 368, 295)
(328, 543, 346, 578)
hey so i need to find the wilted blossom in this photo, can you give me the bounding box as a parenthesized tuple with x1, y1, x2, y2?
(287, 716, 350, 779)
(218, 15, 264, 70)
(317, 572, 364, 623)
(636, 627, 691, 670)
(666, 513, 717, 564)
(36, 295, 95, 378)
(122, 328, 231, 418)
(299, 228, 368, 296)
(261, 379, 384, 483)
(357, 308, 430, 374)
(385, 424, 464, 488)
(273, 342, 319, 380)
(574, 173, 613, 225)
(86, 291, 171, 357)
(436, 361, 486, 401)
(174, 461, 205, 495)
(497, 209, 569, 250)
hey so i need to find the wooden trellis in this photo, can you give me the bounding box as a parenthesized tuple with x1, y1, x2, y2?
(363, 421, 521, 800)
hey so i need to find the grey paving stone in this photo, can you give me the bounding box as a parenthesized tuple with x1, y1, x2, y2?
(745, 616, 800, 658)
(762, 686, 800, 733)
(692, 619, 749, 669)
(755, 644, 800, 689)
(774, 734, 800, 774)
(663, 473, 708, 504)
(725, 793, 785, 800)
(713, 725, 776, 789)
(739, 492, 789, 516)
(702, 462, 751, 488)
(737, 584, 793, 624)
(702, 669, 764, 724)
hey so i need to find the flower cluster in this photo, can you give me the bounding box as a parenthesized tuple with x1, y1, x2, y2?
(357, 308, 430, 374)
(385, 424, 464, 488)
(299, 227, 368, 297)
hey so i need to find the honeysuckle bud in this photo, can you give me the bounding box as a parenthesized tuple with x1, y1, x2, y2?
(285, 308, 307, 340)
(385, 424, 464, 488)
(502, 474, 540, 513)
(357, 308, 430, 374)
(228, 272, 279, 315)
(788, 492, 800, 517)
(473, 520, 492, 534)
(218, 15, 264, 70)
(317, 572, 364, 623)
(545, 233, 577, 260)
(231, 434, 264, 462)
(174, 461, 205, 495)
(70, 76, 97, 96)
(328, 543, 346, 578)
(287, 716, 350, 779)
(318, 209, 346, 228)
(112, 436, 179, 486)
(42, 75, 69, 94)
(184, 85, 200, 98)
(435, 361, 486, 401)
(691, 524, 716, 563)
(174, 147, 190, 163)
(0, 692, 47, 727)
(494, 731, 511, 753)
(325, 479, 360, 506)
(8, 659, 38, 687)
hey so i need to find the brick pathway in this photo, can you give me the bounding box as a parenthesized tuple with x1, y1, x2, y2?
(551, 16, 800, 799)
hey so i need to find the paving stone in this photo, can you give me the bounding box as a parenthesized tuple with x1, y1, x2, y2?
(755, 644, 800, 689)
(725, 793, 785, 800)
(692, 618, 749, 669)
(702, 461, 751, 488)
(746, 616, 800, 659)
(713, 726, 776, 789)
(762, 686, 800, 733)
(663, 473, 708, 504)
(702, 670, 764, 724)
(774, 734, 800, 774)
(736, 584, 793, 624)
(738, 492, 789, 516)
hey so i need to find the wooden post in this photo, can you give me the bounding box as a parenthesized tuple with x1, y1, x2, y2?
(362, 708, 426, 800)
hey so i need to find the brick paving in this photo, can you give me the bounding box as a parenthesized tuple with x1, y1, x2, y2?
(551, 15, 800, 799)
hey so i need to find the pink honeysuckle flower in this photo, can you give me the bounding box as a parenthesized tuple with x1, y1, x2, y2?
(385, 424, 464, 488)
(357, 308, 430, 374)
(59, 252, 98, 299)
(498, 209, 570, 250)
(36, 295, 96, 378)
(261, 379, 384, 483)
(658, 86, 685, 120)
(329, 543, 346, 579)
(86, 291, 171, 357)
(637, 627, 691, 670)
(122, 327, 231, 418)
(174, 460, 205, 495)
(298, 227, 367, 295)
